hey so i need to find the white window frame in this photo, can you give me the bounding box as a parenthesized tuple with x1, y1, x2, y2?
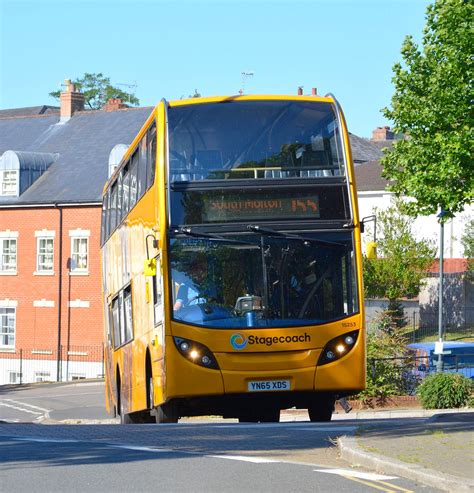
(69, 230, 90, 275)
(0, 306, 16, 349)
(0, 231, 18, 275)
(36, 237, 54, 273)
(9, 371, 22, 384)
(34, 371, 51, 382)
(1, 169, 19, 196)
(70, 373, 86, 381)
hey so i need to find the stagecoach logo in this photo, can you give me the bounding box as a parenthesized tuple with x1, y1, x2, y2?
(230, 332, 311, 350)
(230, 333, 248, 350)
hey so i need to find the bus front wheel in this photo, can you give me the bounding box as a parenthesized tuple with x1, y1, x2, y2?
(308, 395, 335, 422)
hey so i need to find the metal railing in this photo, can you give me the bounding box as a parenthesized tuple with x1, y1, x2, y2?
(366, 354, 474, 397)
(0, 345, 104, 385)
(404, 308, 474, 343)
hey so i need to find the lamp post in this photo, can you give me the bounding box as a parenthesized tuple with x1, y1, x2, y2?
(436, 208, 448, 372)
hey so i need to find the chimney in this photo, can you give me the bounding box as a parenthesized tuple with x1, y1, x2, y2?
(104, 98, 129, 112)
(60, 79, 85, 122)
(311, 87, 317, 96)
(297, 87, 303, 96)
(372, 126, 394, 141)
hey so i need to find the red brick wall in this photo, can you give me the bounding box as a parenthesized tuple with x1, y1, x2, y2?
(0, 205, 103, 352)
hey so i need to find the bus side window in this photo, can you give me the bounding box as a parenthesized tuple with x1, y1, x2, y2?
(122, 163, 130, 217)
(152, 256, 163, 324)
(123, 285, 134, 343)
(138, 135, 147, 199)
(130, 150, 139, 209)
(111, 295, 121, 349)
(105, 190, 111, 239)
(107, 302, 114, 347)
(147, 124, 157, 189)
(110, 182, 118, 232)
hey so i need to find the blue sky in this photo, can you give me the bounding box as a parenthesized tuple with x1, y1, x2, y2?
(0, 0, 430, 137)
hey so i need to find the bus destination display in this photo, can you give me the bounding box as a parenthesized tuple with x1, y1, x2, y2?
(202, 192, 320, 222)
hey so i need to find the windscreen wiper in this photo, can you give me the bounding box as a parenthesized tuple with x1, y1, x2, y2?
(172, 227, 259, 247)
(247, 224, 346, 247)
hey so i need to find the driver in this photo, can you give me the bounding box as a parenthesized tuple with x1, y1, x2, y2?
(173, 262, 208, 313)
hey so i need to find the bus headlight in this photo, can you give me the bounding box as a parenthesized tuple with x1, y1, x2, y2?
(173, 337, 220, 370)
(318, 330, 359, 366)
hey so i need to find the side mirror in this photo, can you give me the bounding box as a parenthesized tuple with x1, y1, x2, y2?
(144, 258, 157, 276)
(366, 241, 377, 259)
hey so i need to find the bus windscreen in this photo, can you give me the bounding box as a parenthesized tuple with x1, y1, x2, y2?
(169, 231, 358, 328)
(168, 100, 345, 182)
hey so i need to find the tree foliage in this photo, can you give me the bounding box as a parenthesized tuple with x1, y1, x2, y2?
(363, 199, 436, 310)
(50, 73, 139, 110)
(461, 218, 474, 274)
(382, 0, 473, 219)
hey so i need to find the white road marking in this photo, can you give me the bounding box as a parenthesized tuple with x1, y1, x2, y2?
(4, 399, 51, 413)
(13, 437, 79, 443)
(108, 445, 173, 453)
(13, 391, 103, 399)
(214, 424, 356, 432)
(315, 469, 398, 481)
(0, 402, 42, 415)
(209, 455, 280, 463)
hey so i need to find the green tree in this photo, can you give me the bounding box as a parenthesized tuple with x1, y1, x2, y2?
(382, 0, 473, 219)
(50, 73, 139, 110)
(461, 218, 474, 274)
(363, 199, 436, 314)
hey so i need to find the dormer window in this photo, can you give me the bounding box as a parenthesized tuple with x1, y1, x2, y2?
(0, 151, 57, 199)
(1, 170, 18, 196)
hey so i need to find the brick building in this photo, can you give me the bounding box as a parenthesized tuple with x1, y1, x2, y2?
(0, 82, 151, 383)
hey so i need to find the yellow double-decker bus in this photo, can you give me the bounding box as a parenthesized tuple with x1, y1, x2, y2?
(101, 94, 365, 424)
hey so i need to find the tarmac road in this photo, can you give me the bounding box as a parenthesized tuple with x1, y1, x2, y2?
(0, 381, 108, 423)
(0, 381, 445, 492)
(0, 421, 438, 493)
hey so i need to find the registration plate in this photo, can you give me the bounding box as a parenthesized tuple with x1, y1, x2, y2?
(247, 380, 291, 392)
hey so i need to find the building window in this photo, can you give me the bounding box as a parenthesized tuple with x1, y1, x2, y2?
(0, 307, 16, 348)
(9, 371, 22, 384)
(0, 238, 17, 273)
(71, 237, 89, 272)
(1, 170, 18, 196)
(34, 371, 51, 382)
(37, 237, 54, 272)
(70, 373, 86, 381)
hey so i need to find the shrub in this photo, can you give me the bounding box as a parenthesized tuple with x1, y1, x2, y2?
(357, 313, 415, 405)
(418, 373, 472, 409)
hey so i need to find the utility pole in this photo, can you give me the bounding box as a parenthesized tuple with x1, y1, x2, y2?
(436, 209, 448, 372)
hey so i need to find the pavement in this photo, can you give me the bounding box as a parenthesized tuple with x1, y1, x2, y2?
(335, 408, 474, 493)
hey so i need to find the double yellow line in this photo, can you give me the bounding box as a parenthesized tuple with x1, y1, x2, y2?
(342, 474, 414, 493)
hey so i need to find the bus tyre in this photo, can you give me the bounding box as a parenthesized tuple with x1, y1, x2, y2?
(118, 391, 134, 424)
(308, 396, 335, 422)
(154, 402, 179, 424)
